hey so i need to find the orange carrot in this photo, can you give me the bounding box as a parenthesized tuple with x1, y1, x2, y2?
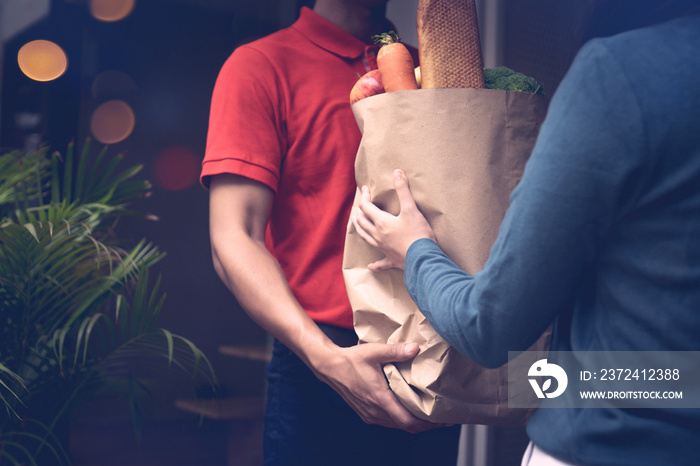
(373, 32, 418, 92)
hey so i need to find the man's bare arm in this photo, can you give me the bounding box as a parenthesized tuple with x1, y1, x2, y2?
(208, 173, 443, 432)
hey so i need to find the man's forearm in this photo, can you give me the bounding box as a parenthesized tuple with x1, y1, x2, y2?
(211, 234, 335, 368)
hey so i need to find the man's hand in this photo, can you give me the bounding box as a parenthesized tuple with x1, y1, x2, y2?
(351, 169, 436, 270)
(311, 341, 449, 433)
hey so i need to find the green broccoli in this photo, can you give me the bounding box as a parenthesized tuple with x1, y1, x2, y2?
(484, 66, 545, 96)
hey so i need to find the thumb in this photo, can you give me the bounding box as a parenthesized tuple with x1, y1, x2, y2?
(393, 169, 418, 213)
(367, 256, 396, 271)
(370, 342, 419, 364)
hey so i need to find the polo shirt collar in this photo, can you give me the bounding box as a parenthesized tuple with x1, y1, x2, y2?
(293, 6, 386, 59)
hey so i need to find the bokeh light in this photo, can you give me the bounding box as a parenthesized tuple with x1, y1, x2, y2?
(17, 40, 68, 82)
(89, 0, 136, 22)
(90, 100, 135, 144)
(153, 146, 200, 191)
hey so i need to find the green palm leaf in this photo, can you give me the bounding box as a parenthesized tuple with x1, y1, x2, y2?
(1, 141, 217, 465)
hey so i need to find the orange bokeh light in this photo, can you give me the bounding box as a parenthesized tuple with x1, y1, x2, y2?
(17, 40, 68, 82)
(153, 146, 200, 191)
(90, 100, 135, 144)
(89, 0, 135, 22)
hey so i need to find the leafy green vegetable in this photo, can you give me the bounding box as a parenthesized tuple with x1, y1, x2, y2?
(484, 66, 545, 96)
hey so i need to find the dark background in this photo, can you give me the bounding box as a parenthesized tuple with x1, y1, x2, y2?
(0, 1, 592, 464)
(1, 0, 315, 404)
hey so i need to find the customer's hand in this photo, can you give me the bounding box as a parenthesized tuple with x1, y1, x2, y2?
(312, 341, 449, 433)
(352, 169, 436, 271)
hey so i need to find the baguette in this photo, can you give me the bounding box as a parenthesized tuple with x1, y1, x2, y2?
(416, 0, 485, 89)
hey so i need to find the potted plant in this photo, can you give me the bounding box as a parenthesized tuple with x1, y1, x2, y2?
(0, 140, 216, 465)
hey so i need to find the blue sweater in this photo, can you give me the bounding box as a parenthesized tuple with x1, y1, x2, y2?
(405, 15, 700, 465)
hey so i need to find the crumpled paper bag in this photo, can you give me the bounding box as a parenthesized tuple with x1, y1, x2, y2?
(342, 87, 551, 426)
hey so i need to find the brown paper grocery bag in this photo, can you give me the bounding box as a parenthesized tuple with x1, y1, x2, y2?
(342, 87, 551, 426)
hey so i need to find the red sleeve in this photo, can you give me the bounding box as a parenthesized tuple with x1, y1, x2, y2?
(201, 45, 287, 191)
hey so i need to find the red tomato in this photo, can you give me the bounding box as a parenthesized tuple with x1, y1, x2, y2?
(349, 69, 385, 105)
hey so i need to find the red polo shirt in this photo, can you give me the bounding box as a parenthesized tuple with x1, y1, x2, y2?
(202, 8, 388, 328)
